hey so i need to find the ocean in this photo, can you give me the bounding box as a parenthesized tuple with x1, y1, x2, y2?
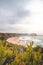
(18, 35, 43, 47)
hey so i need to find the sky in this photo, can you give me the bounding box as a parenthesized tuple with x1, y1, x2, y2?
(0, 0, 43, 34)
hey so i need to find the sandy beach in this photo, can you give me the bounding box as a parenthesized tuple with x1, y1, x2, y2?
(7, 37, 27, 47)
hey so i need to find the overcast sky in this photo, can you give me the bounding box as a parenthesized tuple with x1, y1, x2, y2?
(0, 0, 43, 34)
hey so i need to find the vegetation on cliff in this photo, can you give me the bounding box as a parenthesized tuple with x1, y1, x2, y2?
(0, 34, 43, 65)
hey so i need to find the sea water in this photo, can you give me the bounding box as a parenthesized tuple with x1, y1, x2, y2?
(19, 36, 43, 47)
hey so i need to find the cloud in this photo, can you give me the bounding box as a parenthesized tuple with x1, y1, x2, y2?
(0, 0, 30, 24)
(0, 0, 43, 34)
